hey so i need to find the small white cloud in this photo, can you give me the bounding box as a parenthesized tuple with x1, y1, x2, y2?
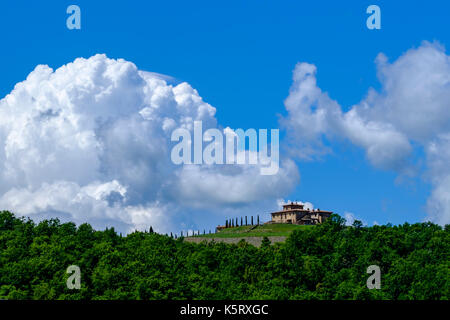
(344, 212, 366, 226)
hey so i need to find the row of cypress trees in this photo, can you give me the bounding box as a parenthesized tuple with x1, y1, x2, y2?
(225, 215, 260, 228)
(146, 215, 262, 238)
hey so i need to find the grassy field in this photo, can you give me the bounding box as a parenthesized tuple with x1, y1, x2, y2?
(193, 223, 312, 238)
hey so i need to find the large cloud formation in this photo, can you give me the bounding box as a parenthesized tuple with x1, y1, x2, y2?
(282, 41, 450, 225)
(0, 54, 298, 233)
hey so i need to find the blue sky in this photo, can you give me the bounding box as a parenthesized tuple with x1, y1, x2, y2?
(0, 0, 449, 231)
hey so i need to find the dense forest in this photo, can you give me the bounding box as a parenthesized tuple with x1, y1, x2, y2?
(0, 211, 448, 300)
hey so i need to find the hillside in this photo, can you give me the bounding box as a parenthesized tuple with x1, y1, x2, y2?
(0, 211, 448, 300)
(194, 223, 312, 238)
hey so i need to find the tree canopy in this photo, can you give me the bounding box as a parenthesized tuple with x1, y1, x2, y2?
(0, 211, 448, 300)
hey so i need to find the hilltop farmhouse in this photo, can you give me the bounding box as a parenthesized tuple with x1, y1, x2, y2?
(268, 202, 332, 225)
(216, 202, 333, 232)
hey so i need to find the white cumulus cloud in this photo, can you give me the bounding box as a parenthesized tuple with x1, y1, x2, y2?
(0, 54, 298, 233)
